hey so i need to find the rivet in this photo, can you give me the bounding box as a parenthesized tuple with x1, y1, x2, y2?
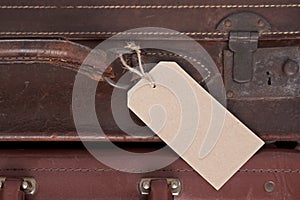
(0, 178, 5, 189)
(21, 181, 29, 190)
(21, 178, 37, 195)
(283, 59, 299, 76)
(264, 181, 275, 193)
(224, 19, 232, 27)
(170, 180, 178, 189)
(226, 90, 234, 98)
(142, 180, 150, 190)
(257, 19, 265, 27)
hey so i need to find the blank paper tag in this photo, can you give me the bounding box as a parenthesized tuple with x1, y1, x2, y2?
(127, 62, 264, 190)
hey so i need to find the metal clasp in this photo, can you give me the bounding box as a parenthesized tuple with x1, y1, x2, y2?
(139, 178, 182, 196)
(229, 31, 258, 83)
(217, 12, 271, 83)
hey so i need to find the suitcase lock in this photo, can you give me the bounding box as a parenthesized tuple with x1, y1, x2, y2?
(218, 12, 300, 98)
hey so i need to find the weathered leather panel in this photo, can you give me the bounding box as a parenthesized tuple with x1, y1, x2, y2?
(0, 39, 299, 141)
(0, 1, 299, 141)
(0, 148, 298, 199)
(0, 1, 299, 39)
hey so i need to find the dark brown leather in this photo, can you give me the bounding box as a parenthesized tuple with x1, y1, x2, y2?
(0, 39, 110, 81)
(0, 39, 299, 141)
(0, 148, 299, 199)
(0, 1, 298, 199)
(0, 2, 298, 141)
(0, 1, 299, 40)
(0, 178, 24, 200)
(148, 179, 172, 200)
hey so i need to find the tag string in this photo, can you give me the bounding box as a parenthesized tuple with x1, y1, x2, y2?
(105, 42, 156, 89)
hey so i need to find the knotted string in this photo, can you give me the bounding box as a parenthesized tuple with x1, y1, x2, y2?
(105, 42, 156, 89)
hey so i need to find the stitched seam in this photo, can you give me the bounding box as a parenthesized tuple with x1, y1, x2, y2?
(143, 52, 211, 82)
(0, 56, 83, 66)
(0, 54, 210, 82)
(1, 168, 299, 173)
(262, 31, 300, 35)
(0, 4, 299, 9)
(30, 168, 116, 172)
(0, 57, 50, 61)
(0, 31, 299, 36)
(0, 31, 227, 36)
(0, 56, 99, 72)
(0, 56, 111, 81)
(239, 169, 300, 173)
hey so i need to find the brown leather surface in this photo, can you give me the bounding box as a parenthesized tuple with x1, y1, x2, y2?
(0, 1, 298, 141)
(0, 39, 110, 81)
(0, 178, 25, 200)
(0, 1, 298, 199)
(0, 39, 299, 141)
(0, 0, 299, 39)
(149, 179, 172, 200)
(0, 148, 299, 199)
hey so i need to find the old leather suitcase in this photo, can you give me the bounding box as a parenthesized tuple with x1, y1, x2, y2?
(0, 0, 299, 199)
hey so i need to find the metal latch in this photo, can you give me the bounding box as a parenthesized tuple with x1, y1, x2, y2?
(228, 31, 258, 82)
(217, 12, 271, 83)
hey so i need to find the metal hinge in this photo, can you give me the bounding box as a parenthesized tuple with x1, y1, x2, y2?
(217, 12, 271, 83)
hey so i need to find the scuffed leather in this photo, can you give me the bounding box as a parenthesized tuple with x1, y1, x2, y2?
(0, 148, 299, 199)
(0, 0, 299, 39)
(0, 40, 299, 141)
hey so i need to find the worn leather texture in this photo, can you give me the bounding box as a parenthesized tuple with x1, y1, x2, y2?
(0, 0, 299, 40)
(0, 148, 298, 200)
(0, 1, 299, 199)
(0, 39, 299, 141)
(0, 2, 299, 141)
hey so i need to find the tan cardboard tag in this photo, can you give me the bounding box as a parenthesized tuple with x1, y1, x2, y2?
(127, 62, 264, 190)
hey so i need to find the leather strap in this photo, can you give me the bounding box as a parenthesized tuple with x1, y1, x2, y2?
(0, 40, 109, 81)
(148, 179, 172, 200)
(0, 178, 25, 200)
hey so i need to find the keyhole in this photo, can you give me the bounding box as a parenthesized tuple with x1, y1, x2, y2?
(266, 71, 272, 85)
